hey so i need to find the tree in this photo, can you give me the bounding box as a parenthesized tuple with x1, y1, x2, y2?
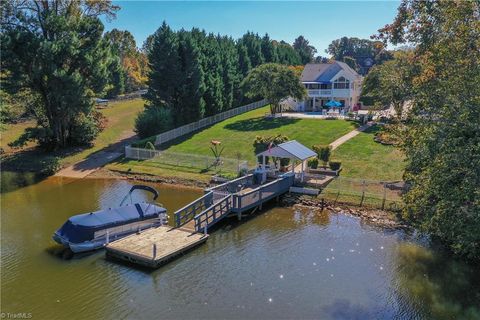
(361, 50, 416, 118)
(241, 63, 306, 114)
(104, 29, 149, 93)
(376, 0, 480, 260)
(261, 33, 278, 63)
(326, 37, 393, 74)
(1, 0, 119, 149)
(144, 22, 181, 112)
(276, 41, 302, 65)
(312, 145, 331, 168)
(293, 36, 317, 64)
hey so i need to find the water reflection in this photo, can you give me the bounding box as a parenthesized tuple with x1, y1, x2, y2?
(1, 171, 45, 193)
(1, 176, 479, 319)
(394, 243, 480, 319)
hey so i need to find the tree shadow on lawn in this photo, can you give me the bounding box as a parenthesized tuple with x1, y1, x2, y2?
(223, 116, 300, 132)
(362, 124, 382, 135)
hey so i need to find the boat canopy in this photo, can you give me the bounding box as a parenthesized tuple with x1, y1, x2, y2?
(58, 203, 165, 243)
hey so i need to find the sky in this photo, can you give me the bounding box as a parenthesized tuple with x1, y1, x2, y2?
(104, 1, 400, 54)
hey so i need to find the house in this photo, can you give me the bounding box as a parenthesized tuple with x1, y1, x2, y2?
(296, 61, 363, 112)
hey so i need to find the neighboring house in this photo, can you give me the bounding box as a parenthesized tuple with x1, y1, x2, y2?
(296, 61, 363, 112)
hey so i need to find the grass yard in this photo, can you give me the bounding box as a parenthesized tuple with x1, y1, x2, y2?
(1, 98, 144, 173)
(161, 106, 358, 163)
(109, 105, 358, 181)
(320, 125, 405, 209)
(331, 125, 404, 181)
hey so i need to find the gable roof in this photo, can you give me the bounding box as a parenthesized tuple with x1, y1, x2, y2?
(256, 140, 317, 161)
(301, 61, 360, 83)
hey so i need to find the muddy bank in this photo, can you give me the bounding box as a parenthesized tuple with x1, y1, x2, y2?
(281, 193, 409, 230)
(89, 168, 207, 190)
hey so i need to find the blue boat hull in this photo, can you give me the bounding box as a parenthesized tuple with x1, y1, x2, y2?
(53, 217, 166, 253)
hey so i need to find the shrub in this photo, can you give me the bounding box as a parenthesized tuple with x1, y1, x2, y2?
(39, 156, 61, 175)
(135, 105, 173, 139)
(312, 144, 331, 167)
(69, 111, 106, 146)
(308, 158, 318, 169)
(253, 134, 289, 163)
(329, 161, 342, 171)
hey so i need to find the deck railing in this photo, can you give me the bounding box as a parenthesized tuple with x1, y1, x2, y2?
(174, 192, 214, 227)
(232, 174, 294, 212)
(194, 195, 232, 233)
(207, 174, 254, 194)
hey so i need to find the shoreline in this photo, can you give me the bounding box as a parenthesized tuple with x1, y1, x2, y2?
(4, 167, 408, 230)
(87, 168, 207, 190)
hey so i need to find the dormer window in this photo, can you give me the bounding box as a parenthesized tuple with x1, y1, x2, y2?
(334, 77, 350, 89)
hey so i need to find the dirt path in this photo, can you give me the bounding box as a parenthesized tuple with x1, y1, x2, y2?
(55, 129, 138, 178)
(55, 151, 123, 178)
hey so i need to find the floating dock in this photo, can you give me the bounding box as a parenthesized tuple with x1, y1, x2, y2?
(105, 226, 208, 268)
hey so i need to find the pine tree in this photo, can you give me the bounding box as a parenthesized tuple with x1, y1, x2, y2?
(177, 32, 206, 124)
(145, 22, 181, 110)
(237, 43, 252, 77)
(261, 33, 278, 63)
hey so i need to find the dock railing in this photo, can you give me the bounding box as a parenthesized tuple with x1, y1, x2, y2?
(207, 174, 254, 194)
(194, 194, 232, 233)
(174, 192, 214, 227)
(233, 174, 294, 212)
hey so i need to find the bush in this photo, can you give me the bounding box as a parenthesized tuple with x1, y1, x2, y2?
(135, 105, 173, 139)
(329, 161, 342, 171)
(39, 156, 61, 175)
(308, 158, 318, 169)
(69, 111, 106, 146)
(253, 134, 289, 163)
(312, 144, 331, 167)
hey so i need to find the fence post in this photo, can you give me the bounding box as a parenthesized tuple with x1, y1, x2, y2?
(381, 183, 387, 210)
(360, 180, 366, 207)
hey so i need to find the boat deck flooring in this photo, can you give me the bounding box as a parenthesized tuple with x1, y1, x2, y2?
(105, 226, 208, 268)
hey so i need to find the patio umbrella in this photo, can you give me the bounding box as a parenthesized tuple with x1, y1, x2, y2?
(325, 100, 342, 108)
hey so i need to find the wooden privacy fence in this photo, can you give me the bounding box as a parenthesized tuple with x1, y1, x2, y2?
(154, 99, 268, 146)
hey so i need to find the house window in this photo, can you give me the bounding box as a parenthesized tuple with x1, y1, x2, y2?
(333, 77, 350, 89)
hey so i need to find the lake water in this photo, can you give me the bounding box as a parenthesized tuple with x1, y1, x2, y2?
(1, 173, 479, 319)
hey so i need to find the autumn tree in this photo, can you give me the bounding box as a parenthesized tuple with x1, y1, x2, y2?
(377, 0, 480, 260)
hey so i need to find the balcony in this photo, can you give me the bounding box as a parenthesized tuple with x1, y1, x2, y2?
(307, 89, 332, 96)
(307, 89, 351, 98)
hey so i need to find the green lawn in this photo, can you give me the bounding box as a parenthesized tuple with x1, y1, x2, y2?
(331, 125, 405, 181)
(319, 125, 405, 210)
(1, 98, 144, 173)
(109, 105, 358, 181)
(161, 106, 358, 163)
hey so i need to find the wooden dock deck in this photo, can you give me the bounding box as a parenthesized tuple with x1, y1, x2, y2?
(105, 226, 208, 268)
